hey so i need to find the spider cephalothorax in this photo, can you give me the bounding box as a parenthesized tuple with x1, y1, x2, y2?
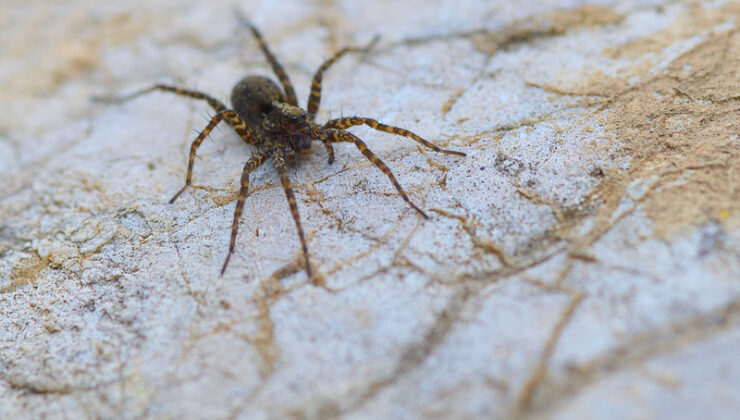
(100, 11, 465, 278)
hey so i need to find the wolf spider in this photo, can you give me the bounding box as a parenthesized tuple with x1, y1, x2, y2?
(101, 12, 465, 278)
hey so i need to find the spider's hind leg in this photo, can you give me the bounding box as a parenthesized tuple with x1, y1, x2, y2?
(234, 9, 298, 107)
(94, 84, 229, 114)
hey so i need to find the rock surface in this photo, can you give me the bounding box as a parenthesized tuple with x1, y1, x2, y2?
(1, 0, 738, 418)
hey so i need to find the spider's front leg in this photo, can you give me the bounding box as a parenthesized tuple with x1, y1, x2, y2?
(324, 117, 465, 157)
(221, 147, 270, 276)
(170, 110, 257, 203)
(306, 36, 380, 121)
(323, 128, 428, 219)
(273, 150, 313, 278)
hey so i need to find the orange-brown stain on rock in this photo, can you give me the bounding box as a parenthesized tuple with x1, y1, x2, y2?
(583, 3, 740, 238)
(3, 255, 46, 293)
(4, 9, 150, 96)
(472, 5, 623, 56)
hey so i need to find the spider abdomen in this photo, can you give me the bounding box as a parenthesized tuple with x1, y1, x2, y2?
(230, 75, 285, 127)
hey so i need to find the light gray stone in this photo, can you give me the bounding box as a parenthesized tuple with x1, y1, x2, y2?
(1, 0, 738, 419)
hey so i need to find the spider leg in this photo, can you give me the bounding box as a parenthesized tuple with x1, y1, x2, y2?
(221, 147, 271, 276)
(306, 36, 379, 120)
(273, 150, 312, 277)
(94, 84, 228, 114)
(326, 129, 428, 219)
(323, 117, 466, 157)
(170, 110, 257, 203)
(234, 9, 298, 106)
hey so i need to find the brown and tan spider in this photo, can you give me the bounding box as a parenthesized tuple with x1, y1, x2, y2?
(102, 11, 465, 278)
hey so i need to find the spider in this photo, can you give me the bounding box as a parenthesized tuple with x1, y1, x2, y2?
(101, 12, 465, 278)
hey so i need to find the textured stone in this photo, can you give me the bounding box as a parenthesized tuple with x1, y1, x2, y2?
(1, 0, 738, 419)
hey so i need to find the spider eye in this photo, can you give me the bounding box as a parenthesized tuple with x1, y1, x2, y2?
(291, 115, 297, 121)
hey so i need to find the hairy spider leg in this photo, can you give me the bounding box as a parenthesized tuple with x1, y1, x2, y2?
(98, 84, 229, 114)
(324, 117, 466, 157)
(234, 11, 298, 107)
(325, 129, 428, 219)
(273, 151, 312, 277)
(306, 36, 379, 120)
(170, 110, 257, 203)
(221, 147, 271, 275)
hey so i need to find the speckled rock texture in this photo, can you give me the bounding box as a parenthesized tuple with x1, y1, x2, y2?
(1, 0, 739, 419)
